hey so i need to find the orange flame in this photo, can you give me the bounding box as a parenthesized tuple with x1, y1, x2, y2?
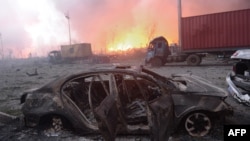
(107, 31, 149, 53)
(103, 23, 160, 54)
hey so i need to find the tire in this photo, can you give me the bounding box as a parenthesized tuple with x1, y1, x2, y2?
(184, 112, 212, 137)
(186, 54, 201, 66)
(39, 115, 73, 135)
(150, 58, 163, 67)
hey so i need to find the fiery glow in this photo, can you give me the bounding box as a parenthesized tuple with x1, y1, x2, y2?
(106, 29, 149, 53)
(1, 0, 249, 58)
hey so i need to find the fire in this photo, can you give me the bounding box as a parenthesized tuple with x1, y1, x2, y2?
(105, 29, 177, 54)
(106, 28, 151, 53)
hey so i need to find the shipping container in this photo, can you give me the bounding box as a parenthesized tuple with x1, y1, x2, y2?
(181, 9, 250, 53)
(145, 9, 250, 66)
(61, 43, 92, 59)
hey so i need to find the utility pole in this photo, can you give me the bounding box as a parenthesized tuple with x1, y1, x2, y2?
(0, 33, 3, 60)
(65, 13, 71, 46)
(178, 0, 182, 48)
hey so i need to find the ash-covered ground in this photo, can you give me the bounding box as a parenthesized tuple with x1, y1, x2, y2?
(0, 56, 249, 141)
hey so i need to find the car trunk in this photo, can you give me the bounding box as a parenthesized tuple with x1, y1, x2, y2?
(171, 74, 228, 98)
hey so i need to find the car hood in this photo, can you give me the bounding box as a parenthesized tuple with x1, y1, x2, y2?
(171, 74, 228, 98)
(230, 49, 250, 60)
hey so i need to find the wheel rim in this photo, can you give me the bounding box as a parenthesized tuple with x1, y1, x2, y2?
(190, 57, 197, 63)
(52, 116, 63, 132)
(187, 55, 201, 66)
(185, 113, 211, 137)
(43, 116, 64, 136)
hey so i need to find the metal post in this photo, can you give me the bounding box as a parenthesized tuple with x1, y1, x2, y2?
(178, 0, 182, 48)
(0, 33, 3, 60)
(65, 13, 71, 45)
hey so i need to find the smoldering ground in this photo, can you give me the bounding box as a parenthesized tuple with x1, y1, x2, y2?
(0, 56, 250, 141)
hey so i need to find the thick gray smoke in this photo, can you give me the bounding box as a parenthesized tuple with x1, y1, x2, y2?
(0, 0, 249, 58)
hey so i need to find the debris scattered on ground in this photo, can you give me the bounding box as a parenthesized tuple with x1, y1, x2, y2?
(26, 68, 38, 76)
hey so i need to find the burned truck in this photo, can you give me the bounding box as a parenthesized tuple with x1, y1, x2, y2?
(48, 43, 93, 64)
(146, 9, 250, 66)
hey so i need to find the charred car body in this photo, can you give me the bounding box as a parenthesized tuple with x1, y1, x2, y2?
(226, 49, 250, 106)
(21, 65, 233, 140)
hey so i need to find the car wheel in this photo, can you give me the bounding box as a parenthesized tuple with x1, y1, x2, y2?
(186, 54, 201, 66)
(43, 116, 63, 135)
(51, 116, 63, 131)
(184, 112, 212, 137)
(41, 115, 71, 136)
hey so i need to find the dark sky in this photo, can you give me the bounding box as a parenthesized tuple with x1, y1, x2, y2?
(0, 0, 249, 58)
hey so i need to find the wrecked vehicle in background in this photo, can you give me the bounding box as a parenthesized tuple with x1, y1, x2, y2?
(20, 65, 233, 140)
(48, 43, 110, 64)
(48, 43, 93, 64)
(226, 49, 250, 106)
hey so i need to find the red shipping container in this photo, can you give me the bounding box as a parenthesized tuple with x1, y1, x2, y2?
(181, 9, 250, 53)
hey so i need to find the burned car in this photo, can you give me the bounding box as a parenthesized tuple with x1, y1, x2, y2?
(21, 65, 232, 140)
(226, 49, 250, 106)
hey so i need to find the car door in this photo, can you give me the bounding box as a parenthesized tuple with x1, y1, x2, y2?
(147, 94, 174, 141)
(90, 73, 123, 141)
(102, 73, 175, 141)
(90, 72, 174, 141)
(133, 75, 175, 141)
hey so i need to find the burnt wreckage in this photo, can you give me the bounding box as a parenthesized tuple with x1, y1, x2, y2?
(21, 65, 233, 140)
(226, 49, 250, 106)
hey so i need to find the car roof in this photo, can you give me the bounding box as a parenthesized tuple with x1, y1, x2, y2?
(39, 65, 163, 91)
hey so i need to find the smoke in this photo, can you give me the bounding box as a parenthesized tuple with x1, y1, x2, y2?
(0, 0, 249, 58)
(54, 0, 179, 54)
